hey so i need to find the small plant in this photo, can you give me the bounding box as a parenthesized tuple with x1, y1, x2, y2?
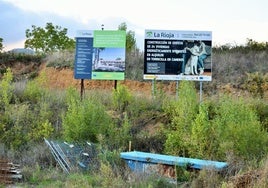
(112, 83, 133, 113)
(175, 165, 191, 182)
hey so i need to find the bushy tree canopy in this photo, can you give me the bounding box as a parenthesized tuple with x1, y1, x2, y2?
(118, 22, 136, 53)
(25, 22, 75, 53)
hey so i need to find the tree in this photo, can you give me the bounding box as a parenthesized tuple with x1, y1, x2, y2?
(118, 22, 136, 53)
(0, 37, 3, 52)
(118, 22, 143, 80)
(25, 22, 75, 53)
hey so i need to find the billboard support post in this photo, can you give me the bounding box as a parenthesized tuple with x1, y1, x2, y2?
(114, 80, 117, 90)
(151, 79, 155, 98)
(199, 81, 203, 103)
(176, 80, 179, 100)
(80, 79, 85, 101)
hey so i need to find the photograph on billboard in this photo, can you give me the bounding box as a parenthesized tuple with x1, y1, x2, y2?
(144, 30, 212, 81)
(74, 30, 126, 80)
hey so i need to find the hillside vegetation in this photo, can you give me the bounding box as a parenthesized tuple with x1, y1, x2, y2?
(0, 44, 268, 187)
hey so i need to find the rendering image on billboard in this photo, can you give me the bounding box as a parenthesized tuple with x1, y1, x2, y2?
(144, 30, 212, 81)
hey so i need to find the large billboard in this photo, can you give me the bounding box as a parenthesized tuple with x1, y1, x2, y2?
(74, 30, 126, 80)
(144, 30, 212, 81)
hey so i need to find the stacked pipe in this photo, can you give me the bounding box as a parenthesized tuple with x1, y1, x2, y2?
(0, 158, 22, 184)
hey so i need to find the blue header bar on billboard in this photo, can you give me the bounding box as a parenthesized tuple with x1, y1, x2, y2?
(74, 30, 94, 79)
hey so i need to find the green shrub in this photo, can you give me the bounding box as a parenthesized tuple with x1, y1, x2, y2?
(103, 113, 132, 151)
(0, 99, 54, 149)
(0, 71, 57, 149)
(23, 71, 49, 102)
(252, 100, 268, 131)
(190, 103, 218, 159)
(242, 72, 268, 98)
(211, 95, 268, 161)
(0, 104, 31, 149)
(163, 81, 198, 156)
(0, 68, 13, 111)
(189, 95, 268, 161)
(46, 50, 74, 69)
(62, 87, 112, 142)
(163, 83, 268, 162)
(112, 83, 133, 113)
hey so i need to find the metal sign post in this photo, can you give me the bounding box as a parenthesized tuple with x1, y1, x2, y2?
(80, 79, 85, 101)
(176, 80, 179, 100)
(199, 81, 203, 103)
(151, 79, 155, 98)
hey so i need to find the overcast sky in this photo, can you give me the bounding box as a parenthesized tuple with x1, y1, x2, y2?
(1, 0, 268, 51)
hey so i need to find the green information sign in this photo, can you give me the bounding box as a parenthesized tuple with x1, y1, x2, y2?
(75, 30, 126, 80)
(94, 30, 126, 48)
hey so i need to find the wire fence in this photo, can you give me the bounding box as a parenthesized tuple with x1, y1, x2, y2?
(44, 138, 99, 174)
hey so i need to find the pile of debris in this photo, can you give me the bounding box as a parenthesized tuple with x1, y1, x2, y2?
(0, 158, 22, 184)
